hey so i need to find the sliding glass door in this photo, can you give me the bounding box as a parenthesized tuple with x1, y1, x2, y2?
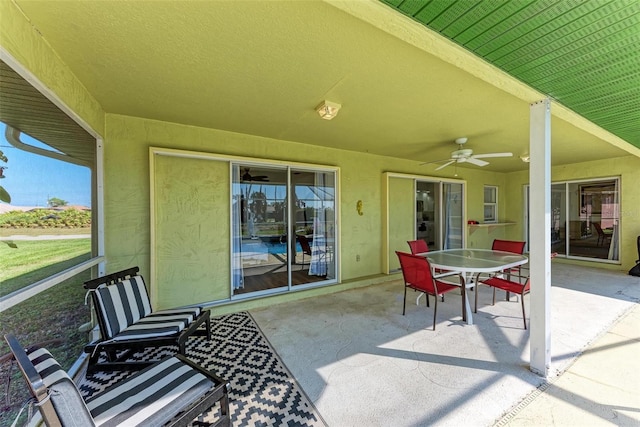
(415, 180, 464, 251)
(541, 178, 619, 262)
(231, 163, 337, 297)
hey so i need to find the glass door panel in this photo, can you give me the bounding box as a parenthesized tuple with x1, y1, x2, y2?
(532, 179, 619, 262)
(232, 165, 289, 295)
(414, 180, 463, 251)
(551, 183, 566, 256)
(416, 181, 438, 250)
(443, 182, 464, 249)
(291, 169, 336, 285)
(568, 180, 619, 260)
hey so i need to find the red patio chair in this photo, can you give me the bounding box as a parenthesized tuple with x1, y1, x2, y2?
(297, 234, 313, 269)
(474, 274, 530, 329)
(396, 251, 463, 330)
(475, 252, 556, 329)
(592, 222, 612, 247)
(492, 239, 527, 299)
(407, 240, 446, 299)
(407, 239, 429, 254)
(492, 239, 526, 255)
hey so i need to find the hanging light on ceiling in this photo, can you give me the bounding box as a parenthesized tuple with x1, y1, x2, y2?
(316, 100, 341, 120)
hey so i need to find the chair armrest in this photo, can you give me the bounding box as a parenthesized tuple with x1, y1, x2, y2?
(474, 272, 497, 283)
(433, 271, 461, 280)
(175, 354, 228, 386)
(4, 334, 48, 401)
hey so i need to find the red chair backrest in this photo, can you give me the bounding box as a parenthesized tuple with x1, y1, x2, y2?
(407, 240, 429, 255)
(396, 251, 436, 293)
(297, 235, 312, 255)
(492, 239, 525, 254)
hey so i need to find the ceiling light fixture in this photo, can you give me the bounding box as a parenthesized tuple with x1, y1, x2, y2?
(316, 100, 341, 120)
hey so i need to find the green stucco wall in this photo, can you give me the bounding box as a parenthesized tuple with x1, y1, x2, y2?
(102, 114, 503, 310)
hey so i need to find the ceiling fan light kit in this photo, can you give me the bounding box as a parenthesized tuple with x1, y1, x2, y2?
(316, 100, 341, 120)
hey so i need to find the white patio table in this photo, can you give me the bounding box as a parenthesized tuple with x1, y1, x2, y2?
(417, 248, 529, 325)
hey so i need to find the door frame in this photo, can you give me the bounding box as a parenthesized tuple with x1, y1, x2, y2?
(383, 172, 466, 274)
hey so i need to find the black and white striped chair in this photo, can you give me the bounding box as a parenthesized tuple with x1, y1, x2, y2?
(83, 267, 211, 373)
(5, 334, 230, 427)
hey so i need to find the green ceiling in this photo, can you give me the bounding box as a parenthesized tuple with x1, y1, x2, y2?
(381, 0, 640, 149)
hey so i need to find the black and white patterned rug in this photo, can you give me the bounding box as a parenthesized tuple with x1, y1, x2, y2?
(78, 312, 326, 426)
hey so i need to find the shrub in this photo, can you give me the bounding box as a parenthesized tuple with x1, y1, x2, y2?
(0, 209, 91, 228)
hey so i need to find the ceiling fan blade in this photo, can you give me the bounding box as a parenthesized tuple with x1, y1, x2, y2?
(472, 152, 513, 159)
(435, 160, 456, 171)
(465, 157, 489, 167)
(420, 158, 453, 166)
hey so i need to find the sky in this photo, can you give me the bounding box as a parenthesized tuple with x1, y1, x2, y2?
(0, 123, 91, 207)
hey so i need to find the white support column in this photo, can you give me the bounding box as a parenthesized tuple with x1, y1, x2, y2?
(529, 99, 552, 377)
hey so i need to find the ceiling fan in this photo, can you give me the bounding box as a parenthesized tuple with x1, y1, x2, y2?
(242, 168, 269, 182)
(423, 137, 513, 171)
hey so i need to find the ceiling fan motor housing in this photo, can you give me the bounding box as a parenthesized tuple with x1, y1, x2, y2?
(451, 148, 473, 159)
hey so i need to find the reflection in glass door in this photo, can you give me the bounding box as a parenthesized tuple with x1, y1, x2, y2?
(443, 182, 464, 249)
(231, 164, 337, 297)
(533, 178, 619, 262)
(291, 169, 336, 285)
(414, 180, 464, 250)
(415, 181, 439, 249)
(551, 183, 566, 256)
(232, 165, 289, 296)
(567, 179, 619, 260)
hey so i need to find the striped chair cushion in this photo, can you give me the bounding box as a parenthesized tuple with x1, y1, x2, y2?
(94, 276, 153, 339)
(26, 347, 96, 427)
(86, 356, 215, 427)
(110, 307, 202, 341)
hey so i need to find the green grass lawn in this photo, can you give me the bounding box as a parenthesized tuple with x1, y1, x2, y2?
(0, 238, 92, 427)
(0, 226, 91, 238)
(0, 238, 91, 296)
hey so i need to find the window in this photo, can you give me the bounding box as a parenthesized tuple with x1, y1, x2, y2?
(484, 185, 497, 223)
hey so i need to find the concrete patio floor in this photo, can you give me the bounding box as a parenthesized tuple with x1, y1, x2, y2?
(251, 263, 639, 426)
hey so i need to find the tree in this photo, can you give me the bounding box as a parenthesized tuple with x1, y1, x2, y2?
(0, 150, 17, 248)
(48, 197, 68, 207)
(249, 191, 266, 222)
(0, 149, 9, 203)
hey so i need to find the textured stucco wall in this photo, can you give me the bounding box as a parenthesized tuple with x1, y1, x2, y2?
(103, 114, 502, 309)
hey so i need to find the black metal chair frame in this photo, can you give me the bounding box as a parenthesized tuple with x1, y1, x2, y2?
(5, 334, 230, 427)
(83, 266, 211, 373)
